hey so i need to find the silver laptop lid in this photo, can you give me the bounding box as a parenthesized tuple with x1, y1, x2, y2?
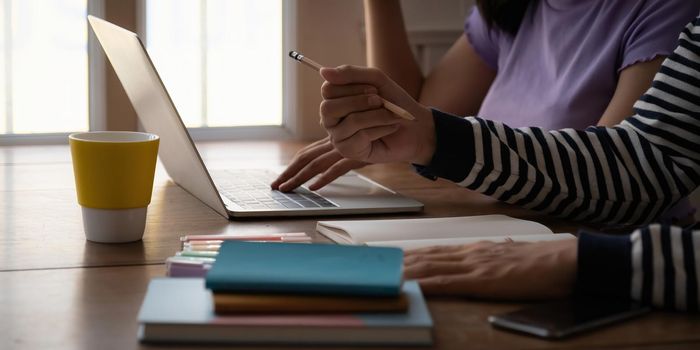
(88, 16, 228, 218)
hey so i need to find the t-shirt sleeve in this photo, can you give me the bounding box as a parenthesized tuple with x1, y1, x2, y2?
(619, 0, 700, 72)
(464, 6, 500, 71)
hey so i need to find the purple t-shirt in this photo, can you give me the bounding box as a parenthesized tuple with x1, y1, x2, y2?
(466, 0, 700, 130)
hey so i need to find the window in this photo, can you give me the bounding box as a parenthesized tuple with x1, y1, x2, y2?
(0, 0, 292, 144)
(145, 0, 283, 128)
(0, 0, 89, 135)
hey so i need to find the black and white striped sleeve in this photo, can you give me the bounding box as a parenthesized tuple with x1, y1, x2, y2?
(416, 16, 700, 227)
(414, 16, 700, 311)
(577, 225, 700, 311)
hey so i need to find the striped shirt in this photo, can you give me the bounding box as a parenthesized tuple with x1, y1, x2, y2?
(417, 16, 700, 311)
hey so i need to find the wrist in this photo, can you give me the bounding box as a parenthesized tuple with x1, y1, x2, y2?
(575, 231, 633, 299)
(560, 239, 578, 270)
(410, 107, 436, 166)
(548, 239, 578, 297)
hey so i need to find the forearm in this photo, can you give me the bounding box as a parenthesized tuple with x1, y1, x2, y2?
(363, 0, 424, 98)
(577, 225, 700, 311)
(417, 18, 700, 225)
(418, 109, 697, 225)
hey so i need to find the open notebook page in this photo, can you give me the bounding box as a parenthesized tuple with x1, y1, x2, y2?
(316, 215, 554, 244)
(368, 233, 575, 250)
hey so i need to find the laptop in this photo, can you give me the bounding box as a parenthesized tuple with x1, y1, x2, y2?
(87, 16, 423, 218)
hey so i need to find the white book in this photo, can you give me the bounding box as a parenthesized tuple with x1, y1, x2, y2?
(316, 215, 574, 250)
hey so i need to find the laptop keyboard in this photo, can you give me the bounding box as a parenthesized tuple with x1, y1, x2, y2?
(212, 170, 338, 210)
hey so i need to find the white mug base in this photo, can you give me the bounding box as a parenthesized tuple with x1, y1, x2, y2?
(81, 206, 147, 243)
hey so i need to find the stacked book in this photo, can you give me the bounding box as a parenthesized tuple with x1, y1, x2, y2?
(138, 241, 433, 346)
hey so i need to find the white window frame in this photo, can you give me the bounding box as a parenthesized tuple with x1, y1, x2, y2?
(0, 0, 299, 145)
(88, 0, 107, 134)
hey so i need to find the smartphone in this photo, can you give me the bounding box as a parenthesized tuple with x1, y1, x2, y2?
(488, 297, 651, 339)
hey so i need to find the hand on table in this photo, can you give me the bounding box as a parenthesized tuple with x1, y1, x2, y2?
(318, 65, 436, 165)
(271, 137, 367, 192)
(404, 239, 578, 300)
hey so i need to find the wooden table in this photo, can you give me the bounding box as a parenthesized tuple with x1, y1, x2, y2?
(1, 140, 698, 350)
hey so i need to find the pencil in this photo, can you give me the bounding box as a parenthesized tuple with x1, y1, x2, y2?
(289, 51, 415, 121)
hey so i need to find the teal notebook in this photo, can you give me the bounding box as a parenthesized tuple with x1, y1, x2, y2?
(205, 241, 403, 296)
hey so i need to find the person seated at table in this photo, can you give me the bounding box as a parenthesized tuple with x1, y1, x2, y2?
(310, 15, 700, 311)
(272, 0, 700, 222)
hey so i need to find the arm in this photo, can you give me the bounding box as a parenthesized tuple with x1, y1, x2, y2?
(363, 0, 423, 98)
(415, 20, 700, 226)
(577, 224, 700, 311)
(318, 18, 700, 226)
(271, 1, 495, 191)
(597, 57, 666, 126)
(419, 36, 496, 116)
(403, 223, 700, 312)
(364, 0, 496, 116)
(598, 0, 700, 127)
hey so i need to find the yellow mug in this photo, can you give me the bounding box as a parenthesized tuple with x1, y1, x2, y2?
(69, 131, 159, 243)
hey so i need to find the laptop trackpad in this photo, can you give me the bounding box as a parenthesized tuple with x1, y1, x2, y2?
(315, 173, 389, 196)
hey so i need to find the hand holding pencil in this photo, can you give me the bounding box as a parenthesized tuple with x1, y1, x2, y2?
(288, 50, 436, 166)
(290, 51, 414, 121)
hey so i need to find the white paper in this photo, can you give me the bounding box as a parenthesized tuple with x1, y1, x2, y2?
(367, 233, 574, 250)
(317, 215, 554, 244)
